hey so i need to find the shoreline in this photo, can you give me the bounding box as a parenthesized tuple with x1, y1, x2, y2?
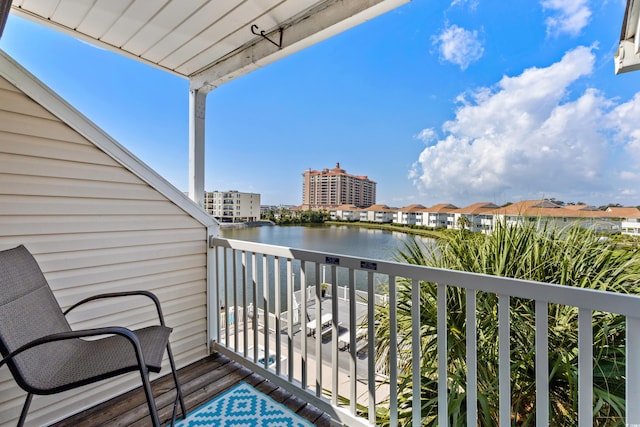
(324, 220, 445, 239)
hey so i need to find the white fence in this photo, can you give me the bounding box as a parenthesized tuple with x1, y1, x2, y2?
(209, 237, 640, 427)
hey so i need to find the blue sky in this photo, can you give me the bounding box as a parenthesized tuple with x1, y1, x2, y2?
(2, 0, 640, 208)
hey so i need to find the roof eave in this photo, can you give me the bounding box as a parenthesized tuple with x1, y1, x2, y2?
(190, 0, 410, 92)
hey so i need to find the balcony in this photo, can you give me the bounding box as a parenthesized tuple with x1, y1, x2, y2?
(7, 236, 640, 426)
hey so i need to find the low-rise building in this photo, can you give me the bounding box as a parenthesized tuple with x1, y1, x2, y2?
(204, 190, 260, 222)
(423, 203, 459, 228)
(394, 204, 427, 225)
(453, 202, 499, 232)
(490, 200, 625, 233)
(607, 206, 640, 235)
(329, 199, 640, 236)
(360, 204, 395, 223)
(331, 204, 360, 221)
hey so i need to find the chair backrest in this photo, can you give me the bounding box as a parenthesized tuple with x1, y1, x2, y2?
(0, 245, 72, 389)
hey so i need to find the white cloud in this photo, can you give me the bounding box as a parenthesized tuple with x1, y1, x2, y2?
(450, 0, 479, 10)
(416, 128, 437, 144)
(606, 91, 640, 163)
(541, 0, 591, 37)
(411, 46, 640, 205)
(433, 24, 484, 70)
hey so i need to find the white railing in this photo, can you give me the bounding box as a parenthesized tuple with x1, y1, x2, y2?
(209, 237, 640, 427)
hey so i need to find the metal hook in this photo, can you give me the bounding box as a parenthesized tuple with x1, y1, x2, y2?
(250, 24, 283, 49)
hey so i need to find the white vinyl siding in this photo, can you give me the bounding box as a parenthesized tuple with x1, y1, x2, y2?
(0, 72, 210, 426)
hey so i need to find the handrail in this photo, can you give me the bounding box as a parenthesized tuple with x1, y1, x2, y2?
(211, 237, 640, 316)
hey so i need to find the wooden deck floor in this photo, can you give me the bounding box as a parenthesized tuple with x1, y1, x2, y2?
(51, 352, 333, 426)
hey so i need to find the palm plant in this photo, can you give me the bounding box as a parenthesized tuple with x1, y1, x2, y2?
(366, 220, 640, 426)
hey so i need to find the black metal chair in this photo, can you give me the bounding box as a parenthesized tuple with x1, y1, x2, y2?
(0, 245, 186, 426)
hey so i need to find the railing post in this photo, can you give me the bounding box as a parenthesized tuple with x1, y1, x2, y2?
(262, 254, 270, 368)
(628, 316, 640, 425)
(251, 253, 258, 364)
(437, 283, 447, 426)
(212, 244, 220, 345)
(578, 308, 592, 427)
(223, 248, 229, 347)
(287, 259, 294, 382)
(535, 301, 549, 427)
(389, 275, 398, 426)
(242, 251, 248, 357)
(348, 268, 357, 415)
(233, 250, 238, 351)
(368, 271, 377, 425)
(498, 294, 511, 426)
(331, 265, 339, 406)
(466, 289, 477, 427)
(301, 262, 308, 389)
(274, 257, 282, 376)
(315, 264, 322, 397)
(411, 278, 421, 427)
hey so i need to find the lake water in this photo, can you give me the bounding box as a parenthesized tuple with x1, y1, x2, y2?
(221, 224, 433, 262)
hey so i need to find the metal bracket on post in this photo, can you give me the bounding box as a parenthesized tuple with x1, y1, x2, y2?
(250, 24, 283, 49)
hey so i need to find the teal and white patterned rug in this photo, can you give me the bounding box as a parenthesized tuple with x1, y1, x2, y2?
(173, 382, 314, 426)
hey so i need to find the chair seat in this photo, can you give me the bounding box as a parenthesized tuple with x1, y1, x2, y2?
(27, 325, 172, 394)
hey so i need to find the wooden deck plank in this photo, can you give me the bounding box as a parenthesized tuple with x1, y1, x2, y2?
(50, 352, 330, 426)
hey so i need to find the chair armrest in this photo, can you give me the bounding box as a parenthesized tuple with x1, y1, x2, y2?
(63, 291, 166, 326)
(0, 327, 145, 369)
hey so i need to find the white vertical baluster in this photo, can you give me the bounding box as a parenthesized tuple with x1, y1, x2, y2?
(578, 308, 592, 427)
(315, 264, 322, 397)
(331, 265, 339, 406)
(536, 301, 549, 427)
(287, 259, 294, 382)
(233, 250, 238, 351)
(411, 278, 421, 427)
(627, 316, 640, 425)
(262, 254, 269, 370)
(242, 251, 247, 357)
(499, 294, 511, 426)
(223, 248, 229, 349)
(466, 289, 477, 427)
(252, 252, 259, 364)
(274, 257, 281, 376)
(214, 246, 221, 345)
(349, 268, 357, 415)
(301, 262, 308, 389)
(389, 275, 398, 426)
(438, 283, 448, 426)
(368, 272, 377, 426)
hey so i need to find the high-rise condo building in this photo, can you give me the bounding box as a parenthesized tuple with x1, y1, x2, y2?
(301, 163, 376, 210)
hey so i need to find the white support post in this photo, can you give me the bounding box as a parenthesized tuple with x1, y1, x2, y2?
(189, 88, 206, 206)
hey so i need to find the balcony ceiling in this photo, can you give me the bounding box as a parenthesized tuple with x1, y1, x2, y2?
(9, 0, 409, 90)
(616, 0, 640, 74)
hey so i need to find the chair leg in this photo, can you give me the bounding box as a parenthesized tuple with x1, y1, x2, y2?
(17, 393, 33, 427)
(166, 342, 186, 421)
(139, 367, 161, 427)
